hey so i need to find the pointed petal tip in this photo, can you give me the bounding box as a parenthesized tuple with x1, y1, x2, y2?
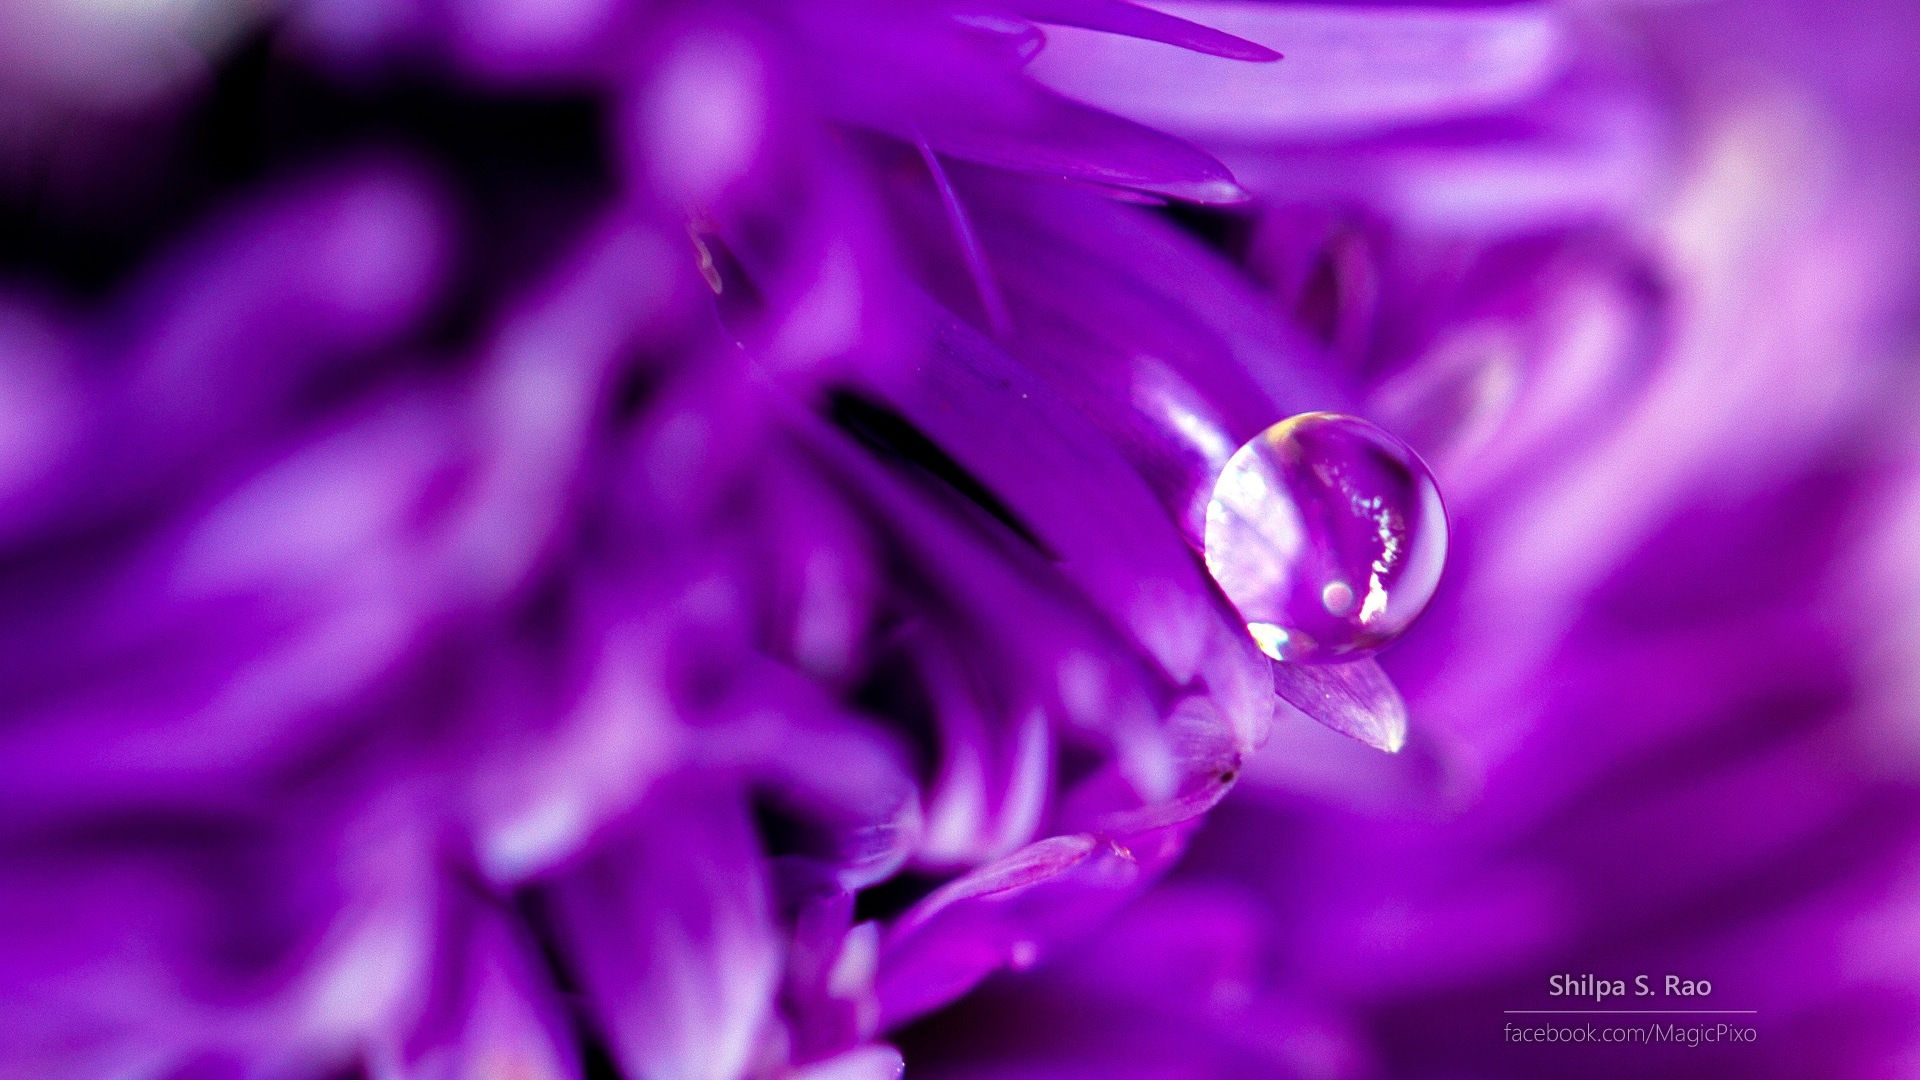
(1019, 0, 1282, 62)
(1270, 656, 1409, 754)
(1381, 723, 1407, 755)
(1156, 176, 1251, 205)
(1223, 43, 1282, 64)
(1186, 33, 1280, 63)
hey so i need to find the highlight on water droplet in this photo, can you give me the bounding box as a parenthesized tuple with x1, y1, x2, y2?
(1203, 412, 1447, 664)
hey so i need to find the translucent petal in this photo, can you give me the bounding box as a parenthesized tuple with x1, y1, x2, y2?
(874, 820, 1196, 1028)
(1270, 657, 1409, 753)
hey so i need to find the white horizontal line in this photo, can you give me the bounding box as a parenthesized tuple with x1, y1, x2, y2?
(1503, 1010, 1758, 1015)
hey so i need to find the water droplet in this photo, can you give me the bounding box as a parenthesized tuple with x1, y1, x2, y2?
(1204, 412, 1446, 663)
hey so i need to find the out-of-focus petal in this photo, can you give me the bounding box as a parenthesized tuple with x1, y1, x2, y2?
(389, 898, 579, 1080)
(544, 779, 780, 1080)
(790, 1044, 906, 1080)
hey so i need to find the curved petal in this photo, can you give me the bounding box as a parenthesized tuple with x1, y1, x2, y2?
(544, 779, 780, 1080)
(1271, 658, 1408, 753)
(873, 819, 1194, 1029)
(1030, 2, 1570, 143)
(1015, 0, 1279, 62)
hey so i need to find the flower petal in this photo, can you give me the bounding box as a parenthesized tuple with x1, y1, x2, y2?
(789, 411, 1192, 843)
(919, 86, 1248, 203)
(1030, 2, 1570, 142)
(1015, 0, 1279, 62)
(1271, 658, 1408, 753)
(544, 779, 780, 1080)
(789, 1044, 906, 1080)
(874, 822, 1193, 1028)
(393, 900, 579, 1080)
(854, 301, 1272, 762)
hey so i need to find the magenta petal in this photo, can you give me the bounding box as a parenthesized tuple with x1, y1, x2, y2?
(874, 834, 1105, 1027)
(1015, 0, 1280, 62)
(703, 665, 925, 891)
(0, 798, 440, 1076)
(0, 396, 469, 812)
(782, 891, 868, 1060)
(1271, 657, 1409, 752)
(956, 178, 1338, 539)
(789, 1044, 906, 1080)
(468, 616, 683, 885)
(1055, 740, 1238, 837)
(0, 300, 84, 528)
(874, 822, 1192, 1029)
(918, 86, 1248, 204)
(904, 630, 1052, 869)
(397, 901, 579, 1080)
(545, 780, 780, 1080)
(794, 4, 1247, 203)
(1030, 2, 1570, 142)
(446, 215, 684, 601)
(790, 412, 1208, 838)
(755, 455, 884, 684)
(0, 163, 447, 543)
(854, 304, 1272, 769)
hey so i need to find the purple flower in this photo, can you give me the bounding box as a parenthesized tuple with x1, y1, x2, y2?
(0, 0, 1916, 1078)
(877, 2, 1920, 1077)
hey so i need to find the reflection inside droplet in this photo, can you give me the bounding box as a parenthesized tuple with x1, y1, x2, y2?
(1204, 412, 1447, 663)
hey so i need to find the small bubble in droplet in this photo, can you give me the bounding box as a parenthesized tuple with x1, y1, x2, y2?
(1321, 580, 1354, 616)
(1203, 412, 1447, 663)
